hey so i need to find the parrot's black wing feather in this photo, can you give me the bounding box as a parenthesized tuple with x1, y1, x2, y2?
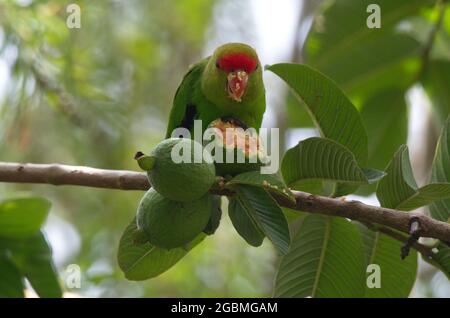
(165, 59, 208, 138)
(179, 104, 198, 132)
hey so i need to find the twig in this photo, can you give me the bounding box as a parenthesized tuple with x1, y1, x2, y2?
(362, 222, 434, 259)
(400, 218, 422, 259)
(0, 162, 449, 244)
(419, 0, 447, 78)
(31, 64, 85, 127)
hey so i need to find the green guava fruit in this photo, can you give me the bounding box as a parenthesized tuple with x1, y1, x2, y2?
(139, 138, 216, 202)
(136, 188, 212, 249)
(204, 118, 268, 177)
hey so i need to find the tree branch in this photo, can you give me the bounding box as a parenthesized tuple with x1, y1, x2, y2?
(0, 162, 149, 190)
(0, 162, 449, 244)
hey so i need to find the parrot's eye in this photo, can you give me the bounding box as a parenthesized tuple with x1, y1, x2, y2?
(215, 61, 220, 69)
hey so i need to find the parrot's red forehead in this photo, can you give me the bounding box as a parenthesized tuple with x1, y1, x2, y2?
(217, 53, 258, 73)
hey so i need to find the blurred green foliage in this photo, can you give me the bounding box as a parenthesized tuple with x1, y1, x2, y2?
(1, 0, 449, 298)
(0, 0, 275, 297)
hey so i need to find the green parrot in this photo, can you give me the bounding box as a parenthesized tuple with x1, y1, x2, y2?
(164, 43, 266, 236)
(165, 43, 266, 138)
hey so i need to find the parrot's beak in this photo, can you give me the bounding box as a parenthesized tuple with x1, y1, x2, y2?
(227, 70, 248, 102)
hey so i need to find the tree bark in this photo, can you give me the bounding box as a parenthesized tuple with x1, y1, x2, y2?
(0, 162, 449, 244)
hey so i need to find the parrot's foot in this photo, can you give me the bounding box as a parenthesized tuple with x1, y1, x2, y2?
(219, 116, 249, 130)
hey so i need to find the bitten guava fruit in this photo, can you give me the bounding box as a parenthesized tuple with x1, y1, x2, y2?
(136, 188, 212, 249)
(138, 138, 216, 202)
(205, 118, 268, 177)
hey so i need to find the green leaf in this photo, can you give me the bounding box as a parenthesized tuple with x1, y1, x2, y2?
(305, 0, 432, 65)
(267, 64, 368, 164)
(361, 89, 408, 171)
(357, 89, 408, 196)
(285, 91, 314, 128)
(274, 215, 366, 297)
(358, 225, 417, 297)
(267, 63, 368, 195)
(281, 138, 383, 188)
(371, 145, 439, 298)
(117, 218, 204, 281)
(227, 171, 296, 204)
(228, 198, 265, 247)
(232, 185, 290, 255)
(377, 145, 417, 208)
(203, 195, 222, 235)
(285, 179, 325, 196)
(2, 231, 62, 298)
(423, 242, 450, 279)
(398, 183, 450, 211)
(0, 198, 51, 239)
(377, 144, 450, 210)
(430, 117, 450, 222)
(310, 34, 419, 96)
(0, 254, 24, 298)
(362, 168, 388, 184)
(423, 61, 450, 126)
(304, 0, 431, 95)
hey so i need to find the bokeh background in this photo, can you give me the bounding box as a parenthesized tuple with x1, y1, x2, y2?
(0, 0, 449, 297)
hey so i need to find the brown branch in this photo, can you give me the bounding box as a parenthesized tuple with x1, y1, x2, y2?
(0, 162, 149, 190)
(1, 162, 449, 244)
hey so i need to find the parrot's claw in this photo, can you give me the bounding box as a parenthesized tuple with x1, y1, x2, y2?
(219, 116, 249, 129)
